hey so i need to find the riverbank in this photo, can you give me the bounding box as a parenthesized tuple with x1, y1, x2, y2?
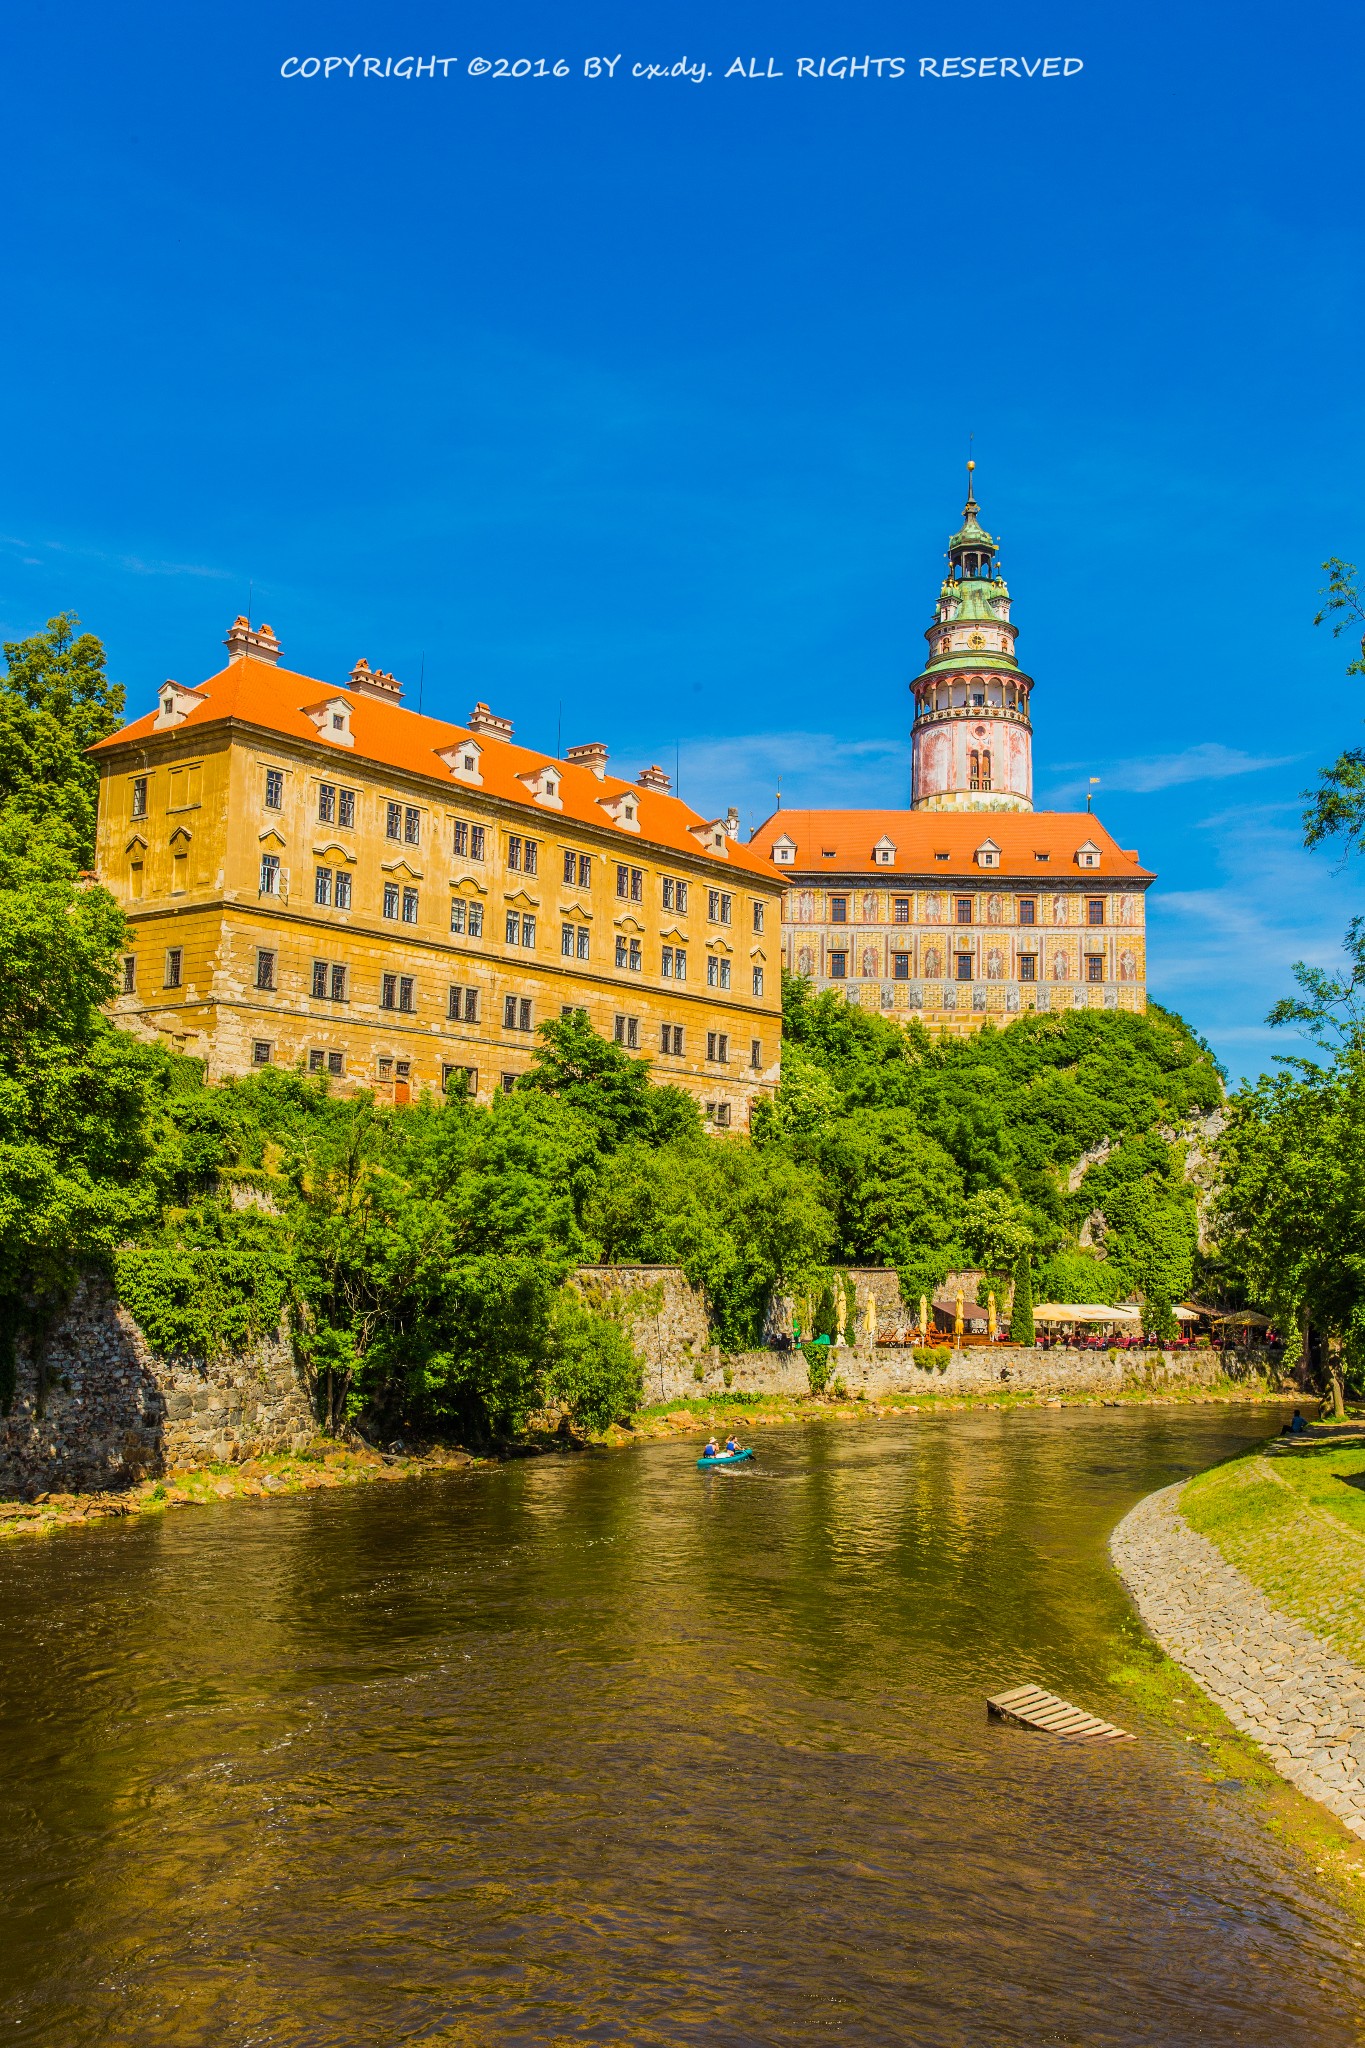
(0, 1440, 478, 1538)
(0, 1380, 1296, 1539)
(1112, 1431, 1365, 1847)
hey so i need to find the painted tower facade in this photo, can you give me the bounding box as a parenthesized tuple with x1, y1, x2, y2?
(909, 464, 1034, 813)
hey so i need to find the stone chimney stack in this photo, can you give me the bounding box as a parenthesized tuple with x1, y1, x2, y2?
(224, 617, 282, 665)
(347, 658, 404, 704)
(565, 741, 609, 779)
(468, 702, 514, 743)
(637, 764, 672, 793)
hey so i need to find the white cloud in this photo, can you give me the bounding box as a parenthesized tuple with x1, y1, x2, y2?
(1047, 742, 1297, 803)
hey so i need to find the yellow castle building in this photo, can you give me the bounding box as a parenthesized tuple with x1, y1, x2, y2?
(91, 619, 783, 1121)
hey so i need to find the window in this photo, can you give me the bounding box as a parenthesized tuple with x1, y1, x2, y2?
(752, 966, 764, 997)
(501, 1073, 518, 1095)
(381, 972, 397, 1009)
(454, 820, 469, 858)
(558, 924, 589, 959)
(453, 818, 485, 859)
(132, 775, 148, 818)
(164, 947, 183, 989)
(751, 1038, 762, 1069)
(705, 956, 731, 990)
(378, 1058, 393, 1080)
(661, 1023, 684, 1055)
(328, 1051, 344, 1076)
(709, 1103, 732, 1130)
(561, 1004, 588, 1020)
(255, 949, 276, 991)
(1087, 898, 1105, 926)
(955, 897, 973, 924)
(614, 935, 643, 971)
(708, 889, 733, 924)
(829, 896, 847, 923)
(471, 825, 486, 860)
(383, 882, 400, 919)
(318, 783, 336, 824)
(259, 854, 281, 895)
(893, 897, 910, 924)
(264, 770, 283, 810)
(315, 866, 332, 907)
(311, 961, 347, 1001)
(1087, 954, 1105, 983)
(1019, 898, 1037, 926)
(442, 1064, 477, 1096)
(506, 911, 535, 947)
(955, 953, 973, 982)
(339, 789, 355, 828)
(399, 976, 415, 1013)
(934, 851, 950, 863)
(448, 985, 480, 1023)
(404, 807, 420, 846)
(562, 849, 591, 888)
(252, 1041, 272, 1065)
(508, 834, 523, 871)
(706, 1031, 729, 1062)
(121, 955, 136, 994)
(309, 1049, 325, 1073)
(503, 995, 533, 1031)
(613, 1014, 640, 1049)
(402, 886, 419, 924)
(1019, 954, 1037, 982)
(829, 951, 847, 980)
(507, 834, 536, 874)
(616, 864, 644, 902)
(562, 924, 574, 957)
(450, 898, 485, 938)
(1034, 852, 1051, 864)
(386, 801, 402, 840)
(335, 871, 352, 910)
(892, 953, 910, 980)
(661, 945, 686, 979)
(662, 876, 689, 914)
(752, 901, 765, 934)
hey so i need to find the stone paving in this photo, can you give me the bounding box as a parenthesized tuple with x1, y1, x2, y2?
(1111, 1480, 1365, 1839)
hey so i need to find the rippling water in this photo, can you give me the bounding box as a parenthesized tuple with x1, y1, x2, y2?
(2, 1405, 1363, 2044)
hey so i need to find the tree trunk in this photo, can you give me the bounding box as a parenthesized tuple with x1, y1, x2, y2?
(1328, 1339, 1347, 1420)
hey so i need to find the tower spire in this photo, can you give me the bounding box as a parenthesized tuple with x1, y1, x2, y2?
(907, 470, 1034, 815)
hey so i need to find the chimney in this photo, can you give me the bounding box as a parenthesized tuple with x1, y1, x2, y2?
(566, 741, 609, 779)
(468, 702, 514, 743)
(637, 764, 671, 794)
(347, 657, 404, 704)
(726, 805, 740, 840)
(224, 617, 282, 665)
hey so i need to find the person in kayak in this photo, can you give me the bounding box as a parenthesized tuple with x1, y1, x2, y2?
(702, 1438, 719, 1459)
(724, 1435, 741, 1455)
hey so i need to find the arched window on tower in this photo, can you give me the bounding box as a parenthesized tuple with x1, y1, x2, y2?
(969, 749, 981, 791)
(981, 750, 992, 790)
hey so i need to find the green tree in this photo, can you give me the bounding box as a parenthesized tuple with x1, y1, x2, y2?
(0, 615, 124, 866)
(1009, 1249, 1034, 1345)
(1304, 559, 1365, 859)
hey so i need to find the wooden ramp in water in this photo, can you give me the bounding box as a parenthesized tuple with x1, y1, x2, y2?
(988, 1684, 1134, 1744)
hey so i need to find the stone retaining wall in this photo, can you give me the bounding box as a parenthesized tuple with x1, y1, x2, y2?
(1111, 1482, 1365, 1840)
(0, 1278, 316, 1500)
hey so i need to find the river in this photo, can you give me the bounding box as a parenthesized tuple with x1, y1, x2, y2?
(1, 1404, 1362, 2044)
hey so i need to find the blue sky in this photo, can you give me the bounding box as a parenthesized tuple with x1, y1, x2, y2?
(3, 0, 1363, 1079)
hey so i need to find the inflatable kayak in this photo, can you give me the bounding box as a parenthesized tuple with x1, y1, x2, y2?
(696, 1448, 754, 1469)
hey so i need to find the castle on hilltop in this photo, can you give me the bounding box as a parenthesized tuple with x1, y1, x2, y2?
(750, 466, 1153, 1035)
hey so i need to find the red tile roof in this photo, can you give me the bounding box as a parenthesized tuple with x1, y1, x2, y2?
(749, 809, 1154, 880)
(93, 658, 781, 882)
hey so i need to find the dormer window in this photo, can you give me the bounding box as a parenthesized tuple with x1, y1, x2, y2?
(771, 834, 797, 866)
(873, 835, 897, 867)
(518, 765, 564, 811)
(304, 696, 354, 748)
(975, 839, 1001, 870)
(1076, 840, 1102, 870)
(600, 792, 642, 835)
(439, 739, 484, 787)
(331, 713, 344, 731)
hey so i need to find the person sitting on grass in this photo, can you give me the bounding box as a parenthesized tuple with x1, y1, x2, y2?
(1282, 1409, 1307, 1435)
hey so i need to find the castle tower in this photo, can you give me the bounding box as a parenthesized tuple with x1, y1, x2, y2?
(909, 464, 1034, 813)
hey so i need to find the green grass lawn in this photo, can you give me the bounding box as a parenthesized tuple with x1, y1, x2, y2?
(1181, 1436, 1365, 1666)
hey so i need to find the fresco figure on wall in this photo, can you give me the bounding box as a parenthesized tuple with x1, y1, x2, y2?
(861, 892, 878, 923)
(1119, 949, 1137, 982)
(1117, 895, 1134, 926)
(924, 945, 942, 978)
(797, 946, 814, 977)
(796, 891, 815, 922)
(1052, 950, 1069, 980)
(861, 945, 879, 978)
(923, 893, 942, 923)
(1051, 895, 1067, 925)
(987, 893, 1003, 924)
(986, 947, 1004, 980)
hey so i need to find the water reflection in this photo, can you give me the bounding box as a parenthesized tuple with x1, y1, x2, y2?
(0, 1406, 1361, 2044)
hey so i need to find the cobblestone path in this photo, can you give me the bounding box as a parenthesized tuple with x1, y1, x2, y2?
(1111, 1481, 1365, 1839)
